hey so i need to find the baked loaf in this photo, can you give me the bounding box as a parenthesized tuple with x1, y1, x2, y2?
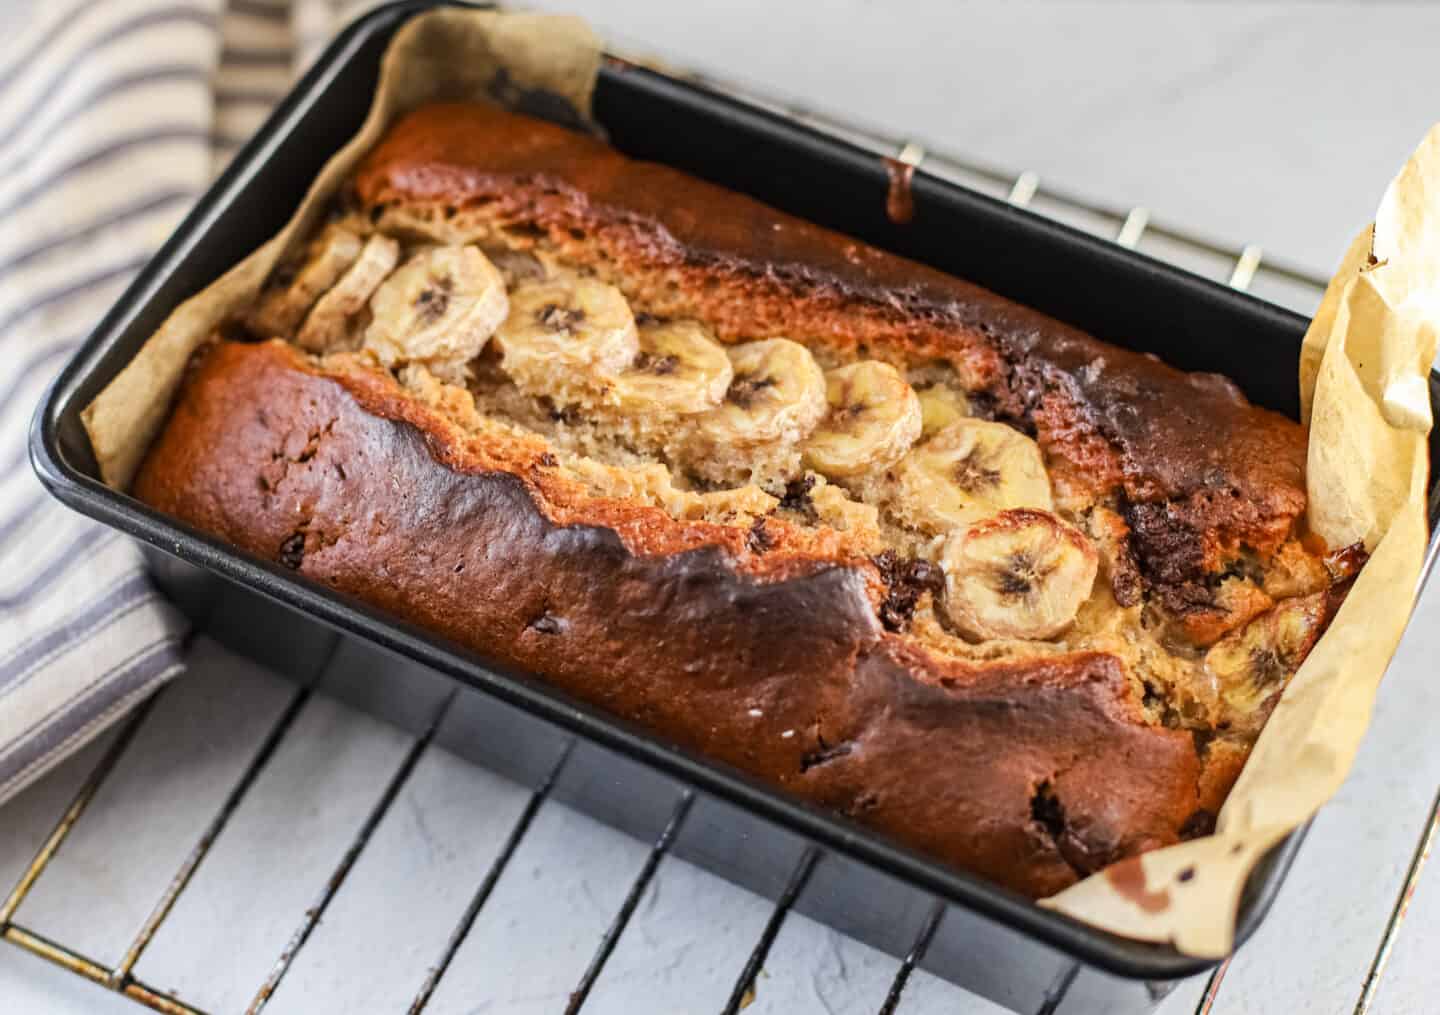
(132, 102, 1362, 898)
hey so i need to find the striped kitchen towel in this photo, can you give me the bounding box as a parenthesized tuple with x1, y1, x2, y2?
(0, 0, 380, 806)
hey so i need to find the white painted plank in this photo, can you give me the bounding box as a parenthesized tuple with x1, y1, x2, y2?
(583, 854, 772, 1015)
(14, 638, 294, 969)
(0, 727, 118, 903)
(0, 941, 139, 1014)
(897, 969, 1010, 1014)
(424, 801, 650, 1014)
(748, 909, 901, 1015)
(129, 688, 414, 1012)
(1364, 798, 1440, 1014)
(267, 746, 532, 1013)
(526, 0, 1440, 281)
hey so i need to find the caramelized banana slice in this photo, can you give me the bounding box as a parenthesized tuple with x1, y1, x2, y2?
(802, 361, 922, 478)
(692, 338, 827, 445)
(296, 233, 399, 352)
(1206, 593, 1326, 719)
(893, 418, 1053, 533)
(607, 319, 733, 415)
(251, 225, 363, 337)
(916, 383, 971, 438)
(686, 339, 828, 488)
(941, 508, 1098, 641)
(364, 245, 509, 381)
(496, 274, 640, 400)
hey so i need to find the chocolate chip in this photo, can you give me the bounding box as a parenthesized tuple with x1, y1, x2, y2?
(537, 452, 558, 468)
(1177, 866, 1196, 883)
(778, 474, 816, 514)
(874, 552, 945, 632)
(278, 533, 305, 570)
(1030, 780, 1067, 840)
(1179, 810, 1215, 840)
(747, 518, 773, 554)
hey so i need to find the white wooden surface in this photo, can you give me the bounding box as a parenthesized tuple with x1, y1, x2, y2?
(4, 2, 1440, 1012)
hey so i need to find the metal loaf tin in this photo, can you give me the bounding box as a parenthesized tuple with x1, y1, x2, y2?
(30, 3, 1440, 1012)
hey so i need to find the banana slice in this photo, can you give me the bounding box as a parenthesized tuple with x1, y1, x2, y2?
(693, 339, 827, 447)
(607, 319, 733, 415)
(893, 418, 1052, 533)
(687, 338, 828, 486)
(251, 225, 363, 337)
(802, 361, 922, 478)
(363, 245, 509, 382)
(295, 233, 399, 352)
(495, 274, 640, 401)
(941, 508, 1098, 641)
(1206, 593, 1325, 720)
(916, 383, 971, 438)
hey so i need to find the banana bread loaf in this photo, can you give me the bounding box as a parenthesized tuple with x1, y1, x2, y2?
(131, 102, 1361, 898)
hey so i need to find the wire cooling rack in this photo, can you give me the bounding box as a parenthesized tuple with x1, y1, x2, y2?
(9, 46, 1435, 1015)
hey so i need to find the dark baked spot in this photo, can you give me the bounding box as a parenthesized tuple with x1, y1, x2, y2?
(217, 316, 258, 344)
(1030, 779, 1067, 841)
(334, 463, 347, 481)
(527, 613, 565, 635)
(546, 402, 582, 425)
(270, 261, 298, 288)
(1179, 810, 1216, 840)
(800, 739, 854, 772)
(747, 518, 773, 554)
(537, 303, 585, 332)
(278, 532, 305, 570)
(537, 452, 558, 468)
(1139, 680, 1184, 729)
(634, 311, 661, 325)
(778, 474, 816, 515)
(1177, 866, 1196, 883)
(1324, 541, 1368, 582)
(726, 372, 775, 408)
(453, 562, 465, 574)
(443, 204, 457, 217)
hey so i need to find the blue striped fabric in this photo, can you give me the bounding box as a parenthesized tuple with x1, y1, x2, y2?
(0, 0, 379, 805)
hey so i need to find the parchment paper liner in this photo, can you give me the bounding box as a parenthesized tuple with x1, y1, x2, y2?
(80, 9, 1438, 957)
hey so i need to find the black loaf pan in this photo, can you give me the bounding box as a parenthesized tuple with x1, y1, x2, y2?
(30, 2, 1440, 1012)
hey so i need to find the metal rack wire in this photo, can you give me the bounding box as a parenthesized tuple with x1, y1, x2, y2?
(7, 50, 1434, 1015)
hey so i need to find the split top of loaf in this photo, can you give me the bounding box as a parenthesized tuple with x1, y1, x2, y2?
(234, 102, 1358, 765)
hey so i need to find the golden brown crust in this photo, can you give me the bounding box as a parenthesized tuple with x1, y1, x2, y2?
(134, 339, 1214, 897)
